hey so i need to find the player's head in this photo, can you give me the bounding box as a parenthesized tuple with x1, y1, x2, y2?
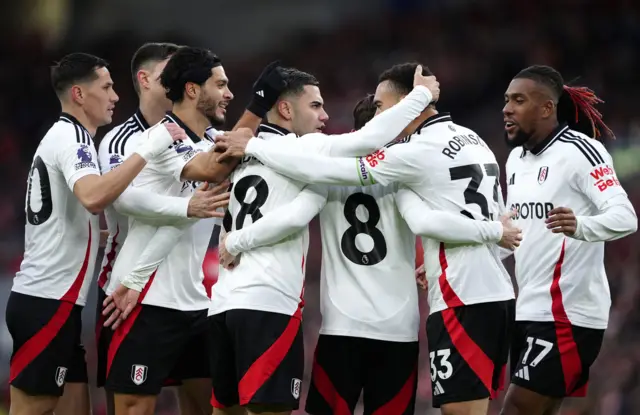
(51, 52, 119, 127)
(160, 46, 233, 127)
(131, 42, 180, 110)
(503, 65, 614, 148)
(376, 62, 435, 115)
(269, 67, 328, 136)
(352, 94, 376, 131)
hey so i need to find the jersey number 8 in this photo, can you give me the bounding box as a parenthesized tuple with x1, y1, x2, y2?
(222, 175, 269, 232)
(340, 192, 387, 266)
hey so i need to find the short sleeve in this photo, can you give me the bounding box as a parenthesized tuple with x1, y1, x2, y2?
(570, 139, 627, 210)
(143, 126, 201, 182)
(54, 127, 100, 191)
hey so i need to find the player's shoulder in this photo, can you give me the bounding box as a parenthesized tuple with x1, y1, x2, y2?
(256, 123, 297, 142)
(99, 114, 146, 157)
(46, 114, 93, 146)
(553, 128, 610, 167)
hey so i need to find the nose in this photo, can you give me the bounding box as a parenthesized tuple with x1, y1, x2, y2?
(112, 90, 120, 103)
(225, 87, 234, 101)
(319, 109, 329, 122)
(502, 101, 512, 116)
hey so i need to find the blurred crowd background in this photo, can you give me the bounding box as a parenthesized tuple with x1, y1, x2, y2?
(1, 0, 639, 413)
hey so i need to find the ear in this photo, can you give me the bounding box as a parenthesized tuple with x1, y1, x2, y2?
(184, 82, 199, 101)
(70, 85, 84, 105)
(541, 99, 555, 119)
(277, 100, 293, 121)
(136, 69, 151, 91)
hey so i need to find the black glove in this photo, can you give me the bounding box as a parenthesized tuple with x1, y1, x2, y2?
(247, 60, 287, 118)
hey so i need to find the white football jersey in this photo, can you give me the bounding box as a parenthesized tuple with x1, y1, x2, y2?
(96, 110, 149, 289)
(209, 123, 309, 317)
(106, 112, 212, 311)
(505, 125, 630, 329)
(13, 113, 101, 305)
(243, 113, 516, 314)
(319, 183, 419, 341)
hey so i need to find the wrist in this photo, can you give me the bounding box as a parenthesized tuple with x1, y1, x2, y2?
(489, 221, 504, 242)
(121, 276, 144, 292)
(244, 137, 261, 156)
(247, 99, 270, 118)
(225, 233, 241, 256)
(413, 85, 434, 105)
(572, 216, 585, 240)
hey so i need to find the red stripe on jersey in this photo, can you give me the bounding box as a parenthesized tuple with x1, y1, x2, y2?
(371, 366, 417, 415)
(61, 221, 93, 303)
(106, 270, 157, 376)
(9, 302, 74, 382)
(442, 308, 494, 393)
(98, 225, 120, 289)
(550, 240, 583, 395)
(238, 307, 303, 405)
(438, 243, 464, 308)
(310, 350, 352, 415)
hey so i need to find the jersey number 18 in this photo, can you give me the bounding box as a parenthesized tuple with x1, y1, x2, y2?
(222, 175, 268, 232)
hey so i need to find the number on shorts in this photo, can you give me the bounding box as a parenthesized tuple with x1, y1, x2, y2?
(340, 192, 387, 266)
(429, 348, 453, 381)
(26, 156, 53, 225)
(522, 336, 553, 367)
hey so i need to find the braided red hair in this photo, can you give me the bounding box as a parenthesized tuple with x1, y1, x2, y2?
(562, 85, 615, 139)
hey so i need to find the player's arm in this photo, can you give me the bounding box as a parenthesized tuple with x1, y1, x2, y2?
(244, 139, 423, 187)
(67, 123, 183, 214)
(395, 187, 503, 244)
(558, 143, 638, 242)
(225, 185, 328, 255)
(496, 181, 515, 259)
(119, 225, 188, 292)
(112, 186, 190, 224)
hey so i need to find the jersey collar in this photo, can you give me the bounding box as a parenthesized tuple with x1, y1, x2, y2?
(258, 122, 293, 136)
(134, 109, 151, 130)
(523, 123, 569, 157)
(164, 111, 201, 143)
(415, 112, 452, 133)
(59, 112, 91, 136)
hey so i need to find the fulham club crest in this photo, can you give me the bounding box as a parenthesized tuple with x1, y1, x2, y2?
(537, 166, 549, 184)
(131, 364, 148, 385)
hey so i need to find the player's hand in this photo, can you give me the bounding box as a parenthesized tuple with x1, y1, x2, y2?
(546, 207, 577, 236)
(218, 233, 240, 270)
(415, 264, 427, 290)
(99, 230, 109, 248)
(187, 181, 230, 218)
(214, 128, 254, 162)
(102, 284, 141, 329)
(247, 60, 287, 117)
(413, 65, 440, 102)
(498, 210, 523, 250)
(135, 122, 187, 160)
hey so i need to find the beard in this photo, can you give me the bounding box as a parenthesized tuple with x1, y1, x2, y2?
(197, 95, 225, 127)
(504, 127, 531, 149)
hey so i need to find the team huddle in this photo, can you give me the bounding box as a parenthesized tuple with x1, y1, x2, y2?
(7, 41, 638, 415)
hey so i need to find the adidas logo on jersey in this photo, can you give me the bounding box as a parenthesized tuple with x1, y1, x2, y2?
(256, 90, 265, 97)
(515, 365, 530, 381)
(433, 381, 445, 396)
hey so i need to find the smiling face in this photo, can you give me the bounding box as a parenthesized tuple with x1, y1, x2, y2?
(503, 78, 556, 148)
(197, 66, 233, 127)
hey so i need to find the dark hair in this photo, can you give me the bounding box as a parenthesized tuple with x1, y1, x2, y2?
(160, 47, 222, 103)
(514, 65, 614, 139)
(131, 42, 181, 94)
(352, 94, 376, 130)
(378, 62, 434, 96)
(279, 67, 319, 98)
(51, 53, 109, 96)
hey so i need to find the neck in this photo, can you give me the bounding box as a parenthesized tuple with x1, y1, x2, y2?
(407, 107, 438, 135)
(524, 119, 559, 150)
(60, 104, 98, 136)
(265, 112, 293, 133)
(172, 103, 209, 138)
(138, 94, 168, 125)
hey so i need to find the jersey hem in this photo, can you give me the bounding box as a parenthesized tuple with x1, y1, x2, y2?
(10, 288, 87, 307)
(318, 328, 418, 342)
(208, 303, 300, 317)
(515, 314, 608, 330)
(428, 293, 515, 315)
(141, 298, 210, 311)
